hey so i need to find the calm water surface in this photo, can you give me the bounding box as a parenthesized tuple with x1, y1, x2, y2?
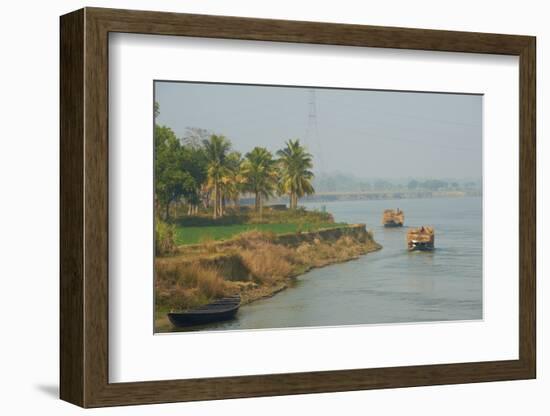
(175, 197, 482, 332)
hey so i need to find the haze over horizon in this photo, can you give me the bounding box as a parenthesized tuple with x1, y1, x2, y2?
(155, 81, 482, 180)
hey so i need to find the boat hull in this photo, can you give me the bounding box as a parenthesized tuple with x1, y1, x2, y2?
(408, 242, 434, 251)
(167, 296, 241, 327)
(168, 306, 239, 326)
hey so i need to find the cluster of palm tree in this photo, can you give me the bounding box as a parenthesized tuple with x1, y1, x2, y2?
(203, 135, 315, 219)
(155, 102, 315, 220)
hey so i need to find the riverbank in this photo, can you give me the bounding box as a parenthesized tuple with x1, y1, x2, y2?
(155, 224, 381, 331)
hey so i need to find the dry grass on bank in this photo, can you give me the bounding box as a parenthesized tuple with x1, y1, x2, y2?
(155, 263, 230, 311)
(240, 246, 294, 284)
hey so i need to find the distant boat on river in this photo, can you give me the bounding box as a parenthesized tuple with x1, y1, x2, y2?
(382, 209, 404, 227)
(168, 295, 241, 327)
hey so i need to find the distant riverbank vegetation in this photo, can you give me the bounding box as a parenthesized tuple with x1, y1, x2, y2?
(312, 172, 481, 194)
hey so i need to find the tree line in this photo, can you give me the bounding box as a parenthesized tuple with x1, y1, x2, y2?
(155, 105, 315, 220)
(314, 174, 479, 193)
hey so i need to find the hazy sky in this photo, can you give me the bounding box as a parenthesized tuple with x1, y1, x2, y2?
(155, 81, 482, 179)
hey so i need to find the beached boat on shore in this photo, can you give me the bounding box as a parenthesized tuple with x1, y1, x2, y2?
(382, 209, 404, 227)
(407, 226, 435, 251)
(168, 295, 241, 327)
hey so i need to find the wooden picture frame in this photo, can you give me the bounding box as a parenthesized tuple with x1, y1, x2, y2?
(60, 7, 536, 408)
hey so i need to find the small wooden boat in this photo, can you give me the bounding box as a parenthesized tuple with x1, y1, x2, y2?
(168, 295, 241, 327)
(382, 209, 404, 227)
(407, 226, 435, 251)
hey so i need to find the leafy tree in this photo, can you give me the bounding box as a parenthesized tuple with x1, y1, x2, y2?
(407, 179, 419, 190)
(242, 147, 278, 216)
(422, 179, 448, 191)
(277, 139, 315, 209)
(359, 181, 372, 192)
(374, 179, 393, 191)
(180, 143, 208, 214)
(154, 125, 195, 219)
(183, 127, 212, 149)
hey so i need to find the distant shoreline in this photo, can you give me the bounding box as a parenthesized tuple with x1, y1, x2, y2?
(239, 190, 482, 206)
(304, 190, 482, 203)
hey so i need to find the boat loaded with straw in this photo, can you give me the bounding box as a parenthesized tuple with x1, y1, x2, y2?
(382, 209, 404, 227)
(406, 226, 435, 251)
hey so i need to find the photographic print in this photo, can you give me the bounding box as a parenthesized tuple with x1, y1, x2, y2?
(154, 81, 482, 333)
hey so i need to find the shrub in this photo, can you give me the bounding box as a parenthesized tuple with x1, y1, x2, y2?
(155, 219, 177, 256)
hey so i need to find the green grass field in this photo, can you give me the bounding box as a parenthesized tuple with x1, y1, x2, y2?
(174, 222, 345, 245)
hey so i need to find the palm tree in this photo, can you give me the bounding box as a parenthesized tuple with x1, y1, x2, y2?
(221, 151, 246, 212)
(241, 147, 278, 217)
(277, 139, 315, 209)
(202, 134, 231, 219)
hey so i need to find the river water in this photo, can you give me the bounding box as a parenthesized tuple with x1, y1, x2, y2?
(180, 197, 482, 332)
